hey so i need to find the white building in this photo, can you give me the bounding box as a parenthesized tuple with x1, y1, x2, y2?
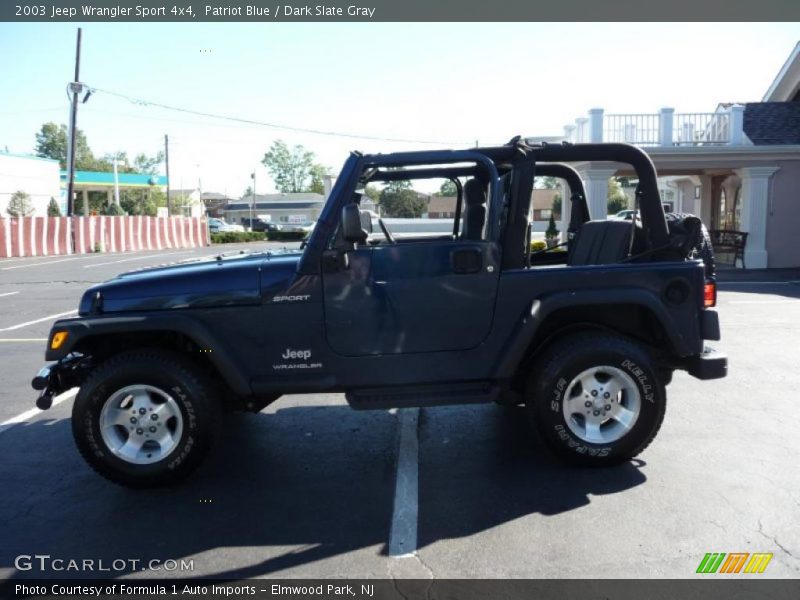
(0, 153, 61, 216)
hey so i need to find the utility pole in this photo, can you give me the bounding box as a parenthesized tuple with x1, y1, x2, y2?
(164, 134, 171, 215)
(250, 172, 256, 230)
(65, 28, 83, 217)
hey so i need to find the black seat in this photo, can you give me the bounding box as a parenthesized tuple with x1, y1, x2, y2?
(567, 220, 633, 266)
(461, 179, 486, 240)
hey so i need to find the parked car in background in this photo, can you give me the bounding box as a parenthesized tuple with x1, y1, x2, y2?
(610, 209, 638, 221)
(208, 218, 245, 233)
(241, 217, 283, 232)
(284, 221, 316, 235)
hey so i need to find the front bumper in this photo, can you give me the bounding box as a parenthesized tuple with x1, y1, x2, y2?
(31, 354, 90, 410)
(685, 346, 728, 380)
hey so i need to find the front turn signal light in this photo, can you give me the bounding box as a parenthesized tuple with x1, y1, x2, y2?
(704, 280, 717, 308)
(50, 331, 69, 350)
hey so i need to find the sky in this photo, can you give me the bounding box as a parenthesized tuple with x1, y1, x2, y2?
(0, 22, 797, 196)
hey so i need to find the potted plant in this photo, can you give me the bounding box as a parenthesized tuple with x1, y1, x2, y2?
(545, 214, 560, 248)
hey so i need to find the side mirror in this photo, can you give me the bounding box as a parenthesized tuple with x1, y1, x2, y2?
(342, 203, 367, 243)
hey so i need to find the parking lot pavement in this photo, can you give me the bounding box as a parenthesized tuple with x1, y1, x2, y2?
(0, 258, 799, 580)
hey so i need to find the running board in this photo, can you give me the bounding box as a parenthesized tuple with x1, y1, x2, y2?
(346, 382, 500, 410)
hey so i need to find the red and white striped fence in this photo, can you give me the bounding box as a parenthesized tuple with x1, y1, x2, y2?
(0, 216, 210, 259)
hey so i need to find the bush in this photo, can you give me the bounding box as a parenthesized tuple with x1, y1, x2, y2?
(545, 214, 559, 239)
(104, 203, 126, 216)
(265, 230, 307, 241)
(210, 231, 266, 244)
(6, 190, 34, 217)
(47, 197, 61, 217)
(530, 240, 547, 252)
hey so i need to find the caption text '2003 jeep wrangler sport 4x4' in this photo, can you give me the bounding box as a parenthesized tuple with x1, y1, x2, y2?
(32, 139, 726, 487)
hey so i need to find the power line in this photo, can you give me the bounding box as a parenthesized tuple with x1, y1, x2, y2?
(90, 87, 468, 146)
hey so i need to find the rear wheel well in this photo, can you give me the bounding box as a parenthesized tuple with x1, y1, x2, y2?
(512, 303, 674, 392)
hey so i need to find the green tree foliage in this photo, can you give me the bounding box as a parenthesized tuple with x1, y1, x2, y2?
(261, 140, 328, 194)
(307, 163, 331, 195)
(47, 197, 61, 217)
(379, 187, 426, 218)
(133, 152, 165, 175)
(35, 122, 96, 170)
(552, 193, 562, 218)
(535, 176, 560, 190)
(6, 190, 34, 217)
(363, 184, 381, 202)
(104, 203, 126, 216)
(607, 178, 629, 214)
(545, 213, 559, 239)
(436, 180, 457, 196)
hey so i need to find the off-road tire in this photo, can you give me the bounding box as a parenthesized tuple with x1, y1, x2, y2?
(666, 212, 715, 277)
(72, 349, 222, 488)
(527, 333, 667, 467)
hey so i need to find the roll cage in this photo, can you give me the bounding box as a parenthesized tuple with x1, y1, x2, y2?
(298, 138, 670, 275)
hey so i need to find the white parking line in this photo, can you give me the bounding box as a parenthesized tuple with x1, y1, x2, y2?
(389, 408, 420, 557)
(0, 310, 77, 332)
(83, 250, 196, 268)
(727, 299, 798, 305)
(718, 281, 800, 286)
(0, 292, 20, 298)
(1, 257, 78, 271)
(0, 338, 47, 342)
(0, 388, 78, 434)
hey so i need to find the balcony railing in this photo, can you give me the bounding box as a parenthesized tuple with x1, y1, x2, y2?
(564, 106, 745, 147)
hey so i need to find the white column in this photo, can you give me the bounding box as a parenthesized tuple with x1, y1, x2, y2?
(559, 180, 571, 238)
(698, 175, 712, 224)
(575, 118, 588, 143)
(659, 108, 674, 147)
(735, 166, 779, 269)
(589, 108, 604, 143)
(729, 105, 745, 146)
(578, 168, 617, 221)
(563, 124, 576, 143)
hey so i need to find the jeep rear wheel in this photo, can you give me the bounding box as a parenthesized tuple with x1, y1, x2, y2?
(527, 333, 666, 466)
(72, 349, 221, 488)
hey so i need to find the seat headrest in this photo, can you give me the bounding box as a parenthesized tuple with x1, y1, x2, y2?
(464, 179, 485, 207)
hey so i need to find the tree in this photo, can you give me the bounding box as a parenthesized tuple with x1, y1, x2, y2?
(133, 151, 165, 175)
(552, 193, 562, 218)
(545, 213, 559, 240)
(436, 180, 457, 196)
(535, 176, 560, 190)
(607, 178, 629, 214)
(379, 187, 426, 218)
(47, 197, 61, 217)
(261, 140, 316, 193)
(307, 163, 332, 195)
(35, 122, 96, 170)
(6, 191, 34, 217)
(363, 184, 381, 202)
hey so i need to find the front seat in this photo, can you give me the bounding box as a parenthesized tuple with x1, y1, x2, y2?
(461, 179, 486, 240)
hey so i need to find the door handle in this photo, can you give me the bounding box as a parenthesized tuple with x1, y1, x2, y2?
(451, 248, 483, 274)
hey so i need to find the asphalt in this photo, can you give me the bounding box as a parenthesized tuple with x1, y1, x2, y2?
(0, 246, 798, 581)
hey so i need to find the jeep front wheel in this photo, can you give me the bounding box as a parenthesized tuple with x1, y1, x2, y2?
(527, 333, 666, 466)
(72, 349, 221, 488)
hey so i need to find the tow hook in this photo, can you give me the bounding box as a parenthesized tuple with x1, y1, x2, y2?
(32, 365, 56, 410)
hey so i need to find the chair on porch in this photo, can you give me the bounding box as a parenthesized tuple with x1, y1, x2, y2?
(709, 230, 748, 269)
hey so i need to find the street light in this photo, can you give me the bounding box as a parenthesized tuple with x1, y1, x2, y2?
(250, 172, 256, 231)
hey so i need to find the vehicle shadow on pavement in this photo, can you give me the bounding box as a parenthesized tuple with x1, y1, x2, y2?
(417, 404, 647, 547)
(0, 403, 645, 581)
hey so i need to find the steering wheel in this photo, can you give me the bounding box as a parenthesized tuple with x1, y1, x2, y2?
(378, 218, 396, 244)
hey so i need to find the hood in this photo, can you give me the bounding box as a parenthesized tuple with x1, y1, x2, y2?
(79, 249, 302, 315)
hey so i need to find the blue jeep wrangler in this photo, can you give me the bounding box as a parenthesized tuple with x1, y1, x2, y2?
(32, 139, 726, 487)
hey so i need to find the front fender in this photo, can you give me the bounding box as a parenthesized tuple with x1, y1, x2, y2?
(45, 313, 252, 395)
